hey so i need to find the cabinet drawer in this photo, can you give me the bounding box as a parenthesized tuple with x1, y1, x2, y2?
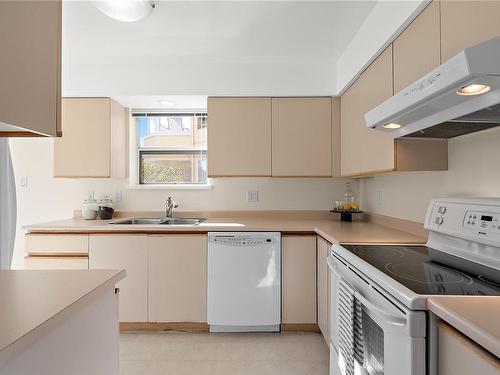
(26, 234, 89, 255)
(24, 256, 88, 270)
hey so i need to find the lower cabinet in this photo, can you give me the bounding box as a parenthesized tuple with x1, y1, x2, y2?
(282, 235, 317, 325)
(89, 235, 148, 323)
(148, 235, 207, 323)
(438, 321, 500, 375)
(317, 236, 331, 343)
(24, 256, 88, 270)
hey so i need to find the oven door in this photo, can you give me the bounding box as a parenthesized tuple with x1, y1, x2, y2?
(328, 250, 426, 375)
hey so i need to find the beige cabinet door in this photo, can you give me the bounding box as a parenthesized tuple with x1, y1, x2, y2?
(282, 235, 317, 324)
(438, 321, 500, 375)
(0, 1, 61, 137)
(148, 235, 207, 323)
(25, 234, 88, 255)
(393, 0, 440, 92)
(89, 235, 148, 322)
(24, 256, 88, 270)
(272, 98, 332, 177)
(207, 97, 271, 177)
(54, 98, 126, 178)
(441, 1, 500, 62)
(317, 236, 331, 343)
(341, 46, 394, 176)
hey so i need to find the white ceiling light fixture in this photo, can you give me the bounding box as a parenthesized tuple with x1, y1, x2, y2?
(159, 99, 175, 107)
(92, 0, 155, 22)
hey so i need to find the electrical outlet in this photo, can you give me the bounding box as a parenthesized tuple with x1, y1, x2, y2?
(247, 190, 259, 203)
(377, 190, 383, 206)
(20, 176, 28, 189)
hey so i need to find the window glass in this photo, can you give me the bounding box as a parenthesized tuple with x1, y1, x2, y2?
(136, 113, 207, 185)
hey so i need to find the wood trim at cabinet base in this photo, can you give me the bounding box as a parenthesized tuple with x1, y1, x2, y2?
(208, 175, 272, 178)
(0, 131, 46, 137)
(281, 323, 320, 333)
(25, 254, 88, 259)
(340, 168, 395, 178)
(120, 322, 209, 332)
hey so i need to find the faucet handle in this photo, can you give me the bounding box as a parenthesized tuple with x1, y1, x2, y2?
(167, 196, 178, 208)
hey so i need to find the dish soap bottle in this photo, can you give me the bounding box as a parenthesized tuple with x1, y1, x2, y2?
(343, 182, 355, 211)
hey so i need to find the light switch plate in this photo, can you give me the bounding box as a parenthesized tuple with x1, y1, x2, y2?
(247, 190, 259, 202)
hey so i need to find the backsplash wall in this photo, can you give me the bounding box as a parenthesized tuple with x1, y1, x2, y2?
(9, 137, 356, 268)
(360, 127, 500, 223)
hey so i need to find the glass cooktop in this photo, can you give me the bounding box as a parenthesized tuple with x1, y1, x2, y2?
(341, 245, 500, 296)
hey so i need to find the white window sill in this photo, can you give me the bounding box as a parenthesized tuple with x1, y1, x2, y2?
(126, 184, 213, 190)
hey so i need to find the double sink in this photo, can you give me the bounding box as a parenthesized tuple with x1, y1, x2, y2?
(110, 218, 205, 226)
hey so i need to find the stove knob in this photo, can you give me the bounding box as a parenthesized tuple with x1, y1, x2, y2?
(438, 206, 447, 214)
(434, 217, 444, 225)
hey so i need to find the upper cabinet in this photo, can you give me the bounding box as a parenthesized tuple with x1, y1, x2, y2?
(341, 46, 394, 176)
(393, 0, 440, 92)
(54, 98, 127, 178)
(441, 1, 500, 62)
(0, 1, 61, 137)
(207, 96, 334, 178)
(340, 1, 449, 177)
(272, 98, 332, 177)
(207, 97, 272, 177)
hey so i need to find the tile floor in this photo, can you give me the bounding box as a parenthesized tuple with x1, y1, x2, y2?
(120, 332, 329, 375)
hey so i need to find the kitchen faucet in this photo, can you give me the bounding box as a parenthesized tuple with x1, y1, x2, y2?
(165, 197, 178, 218)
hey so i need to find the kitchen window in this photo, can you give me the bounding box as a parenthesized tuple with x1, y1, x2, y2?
(132, 112, 208, 186)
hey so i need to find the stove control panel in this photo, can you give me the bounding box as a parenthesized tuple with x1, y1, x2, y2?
(425, 198, 500, 245)
(463, 211, 500, 232)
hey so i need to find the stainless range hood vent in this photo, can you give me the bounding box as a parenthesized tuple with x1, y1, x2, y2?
(366, 36, 500, 139)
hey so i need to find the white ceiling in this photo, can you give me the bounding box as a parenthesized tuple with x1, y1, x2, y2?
(62, 1, 377, 108)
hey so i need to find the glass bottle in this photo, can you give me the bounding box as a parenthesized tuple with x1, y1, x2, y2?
(343, 182, 355, 211)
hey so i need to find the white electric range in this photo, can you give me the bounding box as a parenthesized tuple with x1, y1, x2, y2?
(328, 197, 500, 375)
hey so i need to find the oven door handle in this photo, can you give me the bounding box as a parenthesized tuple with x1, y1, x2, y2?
(353, 291, 407, 327)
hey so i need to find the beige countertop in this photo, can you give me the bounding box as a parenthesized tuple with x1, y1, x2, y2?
(24, 211, 426, 245)
(427, 296, 500, 358)
(0, 269, 125, 353)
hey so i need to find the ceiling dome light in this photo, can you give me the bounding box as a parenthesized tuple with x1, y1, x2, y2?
(159, 99, 175, 106)
(93, 0, 155, 22)
(457, 84, 491, 96)
(382, 123, 402, 129)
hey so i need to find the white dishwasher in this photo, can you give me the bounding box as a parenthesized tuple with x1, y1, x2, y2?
(207, 232, 281, 332)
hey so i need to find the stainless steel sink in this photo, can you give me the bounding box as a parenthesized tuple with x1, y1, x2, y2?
(109, 217, 205, 226)
(159, 218, 205, 226)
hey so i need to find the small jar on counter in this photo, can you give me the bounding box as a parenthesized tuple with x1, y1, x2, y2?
(82, 192, 98, 220)
(98, 196, 115, 220)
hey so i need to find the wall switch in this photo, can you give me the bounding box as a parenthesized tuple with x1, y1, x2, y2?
(247, 190, 259, 202)
(115, 191, 123, 202)
(20, 176, 28, 189)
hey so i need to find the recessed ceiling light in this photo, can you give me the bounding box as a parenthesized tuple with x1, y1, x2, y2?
(457, 84, 491, 96)
(159, 99, 175, 107)
(382, 123, 402, 129)
(92, 0, 155, 23)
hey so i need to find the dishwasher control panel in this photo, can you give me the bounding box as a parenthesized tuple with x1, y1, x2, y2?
(208, 232, 281, 246)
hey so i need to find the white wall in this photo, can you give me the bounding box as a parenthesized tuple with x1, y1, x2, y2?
(10, 137, 356, 269)
(336, 0, 429, 94)
(360, 127, 500, 223)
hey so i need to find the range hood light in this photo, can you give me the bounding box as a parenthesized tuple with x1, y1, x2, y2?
(457, 84, 491, 96)
(382, 123, 402, 129)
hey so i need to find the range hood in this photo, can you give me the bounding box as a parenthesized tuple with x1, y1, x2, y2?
(366, 36, 500, 138)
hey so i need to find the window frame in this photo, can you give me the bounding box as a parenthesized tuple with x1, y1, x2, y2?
(129, 110, 211, 189)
